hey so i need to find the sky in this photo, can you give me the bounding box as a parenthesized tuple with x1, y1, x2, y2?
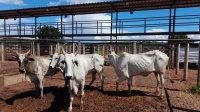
(0, 0, 200, 40)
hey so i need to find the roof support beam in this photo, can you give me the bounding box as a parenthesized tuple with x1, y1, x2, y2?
(4, 19, 6, 36)
(61, 11, 63, 40)
(172, 3, 177, 38)
(110, 12, 113, 42)
(115, 12, 118, 53)
(72, 15, 75, 53)
(34, 17, 37, 39)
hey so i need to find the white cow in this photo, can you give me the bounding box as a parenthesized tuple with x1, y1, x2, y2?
(53, 50, 105, 112)
(15, 50, 62, 98)
(107, 50, 174, 98)
(49, 52, 105, 90)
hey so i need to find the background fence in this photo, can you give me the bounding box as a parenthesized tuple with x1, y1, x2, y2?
(1, 39, 200, 83)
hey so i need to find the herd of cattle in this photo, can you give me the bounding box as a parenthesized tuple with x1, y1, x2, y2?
(14, 47, 174, 112)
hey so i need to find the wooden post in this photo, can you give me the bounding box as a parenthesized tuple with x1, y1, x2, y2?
(1, 42, 4, 63)
(124, 46, 127, 52)
(37, 43, 40, 56)
(139, 44, 142, 53)
(49, 44, 53, 55)
(176, 44, 180, 74)
(102, 45, 104, 57)
(109, 45, 112, 51)
(93, 46, 96, 54)
(72, 43, 76, 53)
(131, 42, 137, 86)
(32, 41, 35, 55)
(82, 44, 85, 54)
(18, 44, 22, 53)
(57, 42, 60, 53)
(97, 45, 100, 54)
(69, 44, 72, 53)
(117, 46, 120, 54)
(171, 44, 175, 68)
(183, 43, 189, 81)
(78, 42, 81, 53)
(132, 42, 137, 54)
(197, 42, 200, 86)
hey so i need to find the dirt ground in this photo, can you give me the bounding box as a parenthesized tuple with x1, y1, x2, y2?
(0, 60, 200, 112)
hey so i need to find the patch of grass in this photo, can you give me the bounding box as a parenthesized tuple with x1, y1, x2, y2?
(188, 86, 200, 94)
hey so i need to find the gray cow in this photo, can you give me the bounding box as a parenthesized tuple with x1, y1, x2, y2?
(15, 50, 61, 98)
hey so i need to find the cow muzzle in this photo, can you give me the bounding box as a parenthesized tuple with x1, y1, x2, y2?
(19, 69, 25, 73)
(65, 76, 72, 80)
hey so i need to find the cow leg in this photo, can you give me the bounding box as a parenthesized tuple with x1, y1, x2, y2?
(34, 82, 39, 97)
(116, 74, 129, 95)
(96, 69, 105, 91)
(89, 71, 96, 88)
(159, 73, 165, 98)
(154, 72, 160, 95)
(39, 79, 44, 98)
(68, 80, 74, 112)
(99, 70, 105, 91)
(127, 78, 132, 95)
(80, 81, 85, 111)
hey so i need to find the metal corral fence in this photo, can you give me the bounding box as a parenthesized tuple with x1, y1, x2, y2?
(0, 39, 200, 85)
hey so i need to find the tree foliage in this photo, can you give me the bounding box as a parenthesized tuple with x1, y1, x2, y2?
(174, 34, 190, 39)
(35, 25, 61, 45)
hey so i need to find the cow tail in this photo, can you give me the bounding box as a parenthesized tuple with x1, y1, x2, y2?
(167, 64, 175, 83)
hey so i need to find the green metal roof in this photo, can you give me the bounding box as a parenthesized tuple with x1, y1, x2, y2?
(0, 0, 200, 19)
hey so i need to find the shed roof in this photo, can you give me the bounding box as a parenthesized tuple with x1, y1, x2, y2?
(0, 0, 200, 19)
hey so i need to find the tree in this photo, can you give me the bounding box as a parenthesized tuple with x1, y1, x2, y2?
(35, 25, 61, 45)
(35, 25, 61, 55)
(174, 34, 189, 39)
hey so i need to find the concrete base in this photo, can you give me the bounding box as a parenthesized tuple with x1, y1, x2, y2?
(0, 73, 25, 87)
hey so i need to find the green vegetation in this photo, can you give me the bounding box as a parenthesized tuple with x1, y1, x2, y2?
(35, 25, 61, 45)
(188, 86, 200, 94)
(174, 34, 190, 39)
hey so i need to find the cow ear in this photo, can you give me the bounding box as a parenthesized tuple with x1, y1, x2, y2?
(108, 50, 111, 54)
(28, 57, 35, 61)
(74, 60, 78, 66)
(49, 55, 53, 60)
(12, 55, 18, 60)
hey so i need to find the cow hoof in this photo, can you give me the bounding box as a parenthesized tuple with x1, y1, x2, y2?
(39, 95, 43, 98)
(154, 91, 159, 96)
(80, 106, 83, 111)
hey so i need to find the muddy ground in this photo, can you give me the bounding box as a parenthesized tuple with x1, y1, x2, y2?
(0, 60, 199, 112)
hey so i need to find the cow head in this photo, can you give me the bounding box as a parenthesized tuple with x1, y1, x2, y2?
(107, 51, 117, 66)
(15, 50, 31, 73)
(61, 49, 75, 79)
(49, 52, 65, 71)
(92, 54, 104, 72)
